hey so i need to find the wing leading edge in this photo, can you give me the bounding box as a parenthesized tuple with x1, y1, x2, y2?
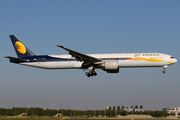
(56, 45, 102, 62)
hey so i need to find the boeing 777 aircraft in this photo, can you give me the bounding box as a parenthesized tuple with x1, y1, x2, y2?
(5, 35, 177, 77)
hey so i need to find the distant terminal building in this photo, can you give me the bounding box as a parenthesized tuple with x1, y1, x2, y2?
(163, 107, 180, 116)
(134, 108, 144, 112)
(122, 108, 134, 112)
(121, 108, 143, 112)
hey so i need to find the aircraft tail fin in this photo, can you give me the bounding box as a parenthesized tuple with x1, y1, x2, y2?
(9, 35, 35, 58)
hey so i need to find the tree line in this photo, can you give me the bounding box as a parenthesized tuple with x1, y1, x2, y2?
(0, 106, 176, 117)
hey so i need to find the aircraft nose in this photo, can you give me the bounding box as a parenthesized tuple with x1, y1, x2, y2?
(174, 58, 178, 63)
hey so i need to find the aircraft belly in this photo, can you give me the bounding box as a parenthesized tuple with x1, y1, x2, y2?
(118, 60, 168, 68)
(20, 61, 82, 69)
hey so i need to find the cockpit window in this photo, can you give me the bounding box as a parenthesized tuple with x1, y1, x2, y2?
(170, 57, 175, 58)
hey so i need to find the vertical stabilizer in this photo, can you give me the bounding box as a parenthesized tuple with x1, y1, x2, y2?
(9, 35, 35, 58)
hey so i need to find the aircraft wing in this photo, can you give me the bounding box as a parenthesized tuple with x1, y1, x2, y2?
(56, 45, 102, 62)
(4, 56, 29, 62)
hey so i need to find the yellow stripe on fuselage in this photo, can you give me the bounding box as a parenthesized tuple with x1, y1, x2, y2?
(167, 61, 174, 64)
(126, 57, 165, 62)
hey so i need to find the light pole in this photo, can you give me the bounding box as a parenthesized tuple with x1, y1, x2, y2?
(61, 105, 63, 116)
(26, 105, 27, 117)
(70, 106, 71, 117)
(31, 109, 32, 116)
(15, 110, 16, 118)
(104, 108, 106, 117)
(75, 110, 76, 117)
(85, 105, 87, 117)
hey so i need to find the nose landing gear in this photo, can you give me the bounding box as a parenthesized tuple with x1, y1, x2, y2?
(162, 65, 168, 74)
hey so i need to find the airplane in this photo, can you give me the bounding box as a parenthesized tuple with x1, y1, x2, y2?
(5, 35, 177, 77)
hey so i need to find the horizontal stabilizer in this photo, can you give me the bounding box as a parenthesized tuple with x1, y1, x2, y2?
(4, 56, 29, 62)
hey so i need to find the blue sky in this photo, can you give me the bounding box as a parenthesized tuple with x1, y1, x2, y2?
(0, 0, 180, 111)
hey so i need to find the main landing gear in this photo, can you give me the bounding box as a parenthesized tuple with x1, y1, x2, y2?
(85, 71, 97, 77)
(162, 65, 168, 74)
(85, 66, 97, 77)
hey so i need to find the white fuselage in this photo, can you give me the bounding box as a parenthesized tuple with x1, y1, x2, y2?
(19, 53, 177, 69)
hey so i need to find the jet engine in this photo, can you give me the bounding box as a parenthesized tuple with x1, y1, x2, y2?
(101, 60, 119, 73)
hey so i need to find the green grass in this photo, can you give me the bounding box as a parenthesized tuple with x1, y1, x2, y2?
(0, 118, 179, 120)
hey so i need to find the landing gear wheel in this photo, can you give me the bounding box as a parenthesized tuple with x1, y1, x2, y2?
(85, 70, 97, 77)
(85, 66, 98, 77)
(92, 71, 97, 76)
(89, 71, 93, 75)
(162, 65, 168, 74)
(94, 73, 97, 76)
(85, 72, 90, 77)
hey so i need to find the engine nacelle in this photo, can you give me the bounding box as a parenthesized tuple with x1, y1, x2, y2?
(102, 60, 119, 73)
(106, 69, 119, 73)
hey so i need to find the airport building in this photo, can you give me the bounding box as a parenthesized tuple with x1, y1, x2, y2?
(121, 108, 143, 112)
(134, 108, 144, 112)
(163, 107, 180, 116)
(122, 108, 134, 112)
